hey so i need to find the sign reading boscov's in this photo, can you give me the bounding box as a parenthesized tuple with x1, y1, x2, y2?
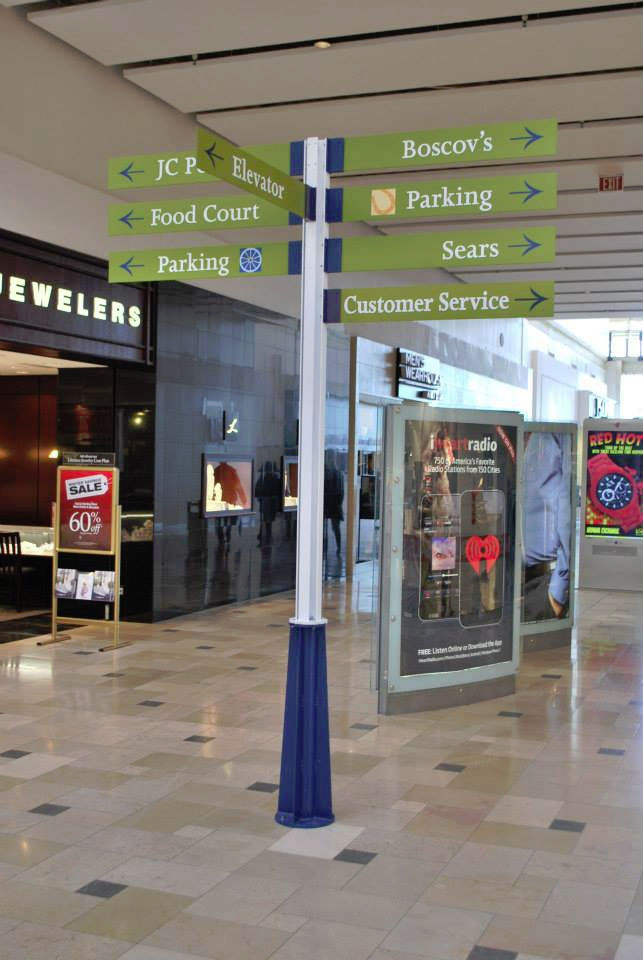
(325, 282, 554, 323)
(331, 119, 557, 172)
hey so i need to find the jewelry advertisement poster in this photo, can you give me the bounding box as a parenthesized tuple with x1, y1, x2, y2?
(401, 418, 517, 676)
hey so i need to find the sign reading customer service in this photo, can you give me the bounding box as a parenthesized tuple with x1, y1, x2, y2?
(328, 119, 557, 173)
(56, 465, 118, 554)
(324, 282, 554, 323)
(195, 128, 310, 219)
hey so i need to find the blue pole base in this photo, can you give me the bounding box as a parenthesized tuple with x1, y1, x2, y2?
(276, 620, 334, 829)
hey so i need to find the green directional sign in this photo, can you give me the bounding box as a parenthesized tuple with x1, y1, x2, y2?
(108, 241, 300, 284)
(324, 281, 554, 324)
(108, 142, 292, 190)
(196, 128, 309, 219)
(331, 172, 557, 223)
(328, 227, 555, 274)
(109, 195, 296, 237)
(332, 119, 557, 173)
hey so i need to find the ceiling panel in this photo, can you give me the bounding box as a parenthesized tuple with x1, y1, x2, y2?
(124, 14, 641, 113)
(28, 0, 631, 66)
(199, 73, 643, 143)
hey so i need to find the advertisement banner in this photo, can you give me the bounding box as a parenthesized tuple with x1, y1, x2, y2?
(521, 431, 573, 623)
(585, 429, 643, 537)
(401, 418, 517, 676)
(57, 466, 117, 553)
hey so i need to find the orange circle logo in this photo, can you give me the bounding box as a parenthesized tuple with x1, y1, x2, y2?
(370, 188, 397, 216)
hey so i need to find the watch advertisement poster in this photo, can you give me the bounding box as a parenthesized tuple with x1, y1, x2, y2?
(56, 466, 117, 553)
(522, 431, 573, 623)
(585, 429, 643, 537)
(401, 418, 517, 676)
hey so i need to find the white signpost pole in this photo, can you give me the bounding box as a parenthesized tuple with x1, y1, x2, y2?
(276, 137, 334, 827)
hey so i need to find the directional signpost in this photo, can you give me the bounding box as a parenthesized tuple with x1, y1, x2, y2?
(327, 227, 555, 274)
(108, 241, 300, 283)
(106, 116, 559, 831)
(195, 128, 311, 220)
(327, 173, 557, 223)
(324, 281, 554, 324)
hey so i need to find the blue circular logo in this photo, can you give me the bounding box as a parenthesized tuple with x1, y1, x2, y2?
(239, 247, 263, 274)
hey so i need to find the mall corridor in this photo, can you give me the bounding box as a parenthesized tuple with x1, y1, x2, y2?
(0, 580, 641, 960)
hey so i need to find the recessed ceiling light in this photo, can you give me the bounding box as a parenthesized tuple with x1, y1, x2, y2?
(314, 40, 331, 49)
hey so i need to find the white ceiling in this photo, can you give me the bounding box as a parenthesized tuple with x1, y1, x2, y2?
(6, 0, 643, 323)
(0, 348, 103, 376)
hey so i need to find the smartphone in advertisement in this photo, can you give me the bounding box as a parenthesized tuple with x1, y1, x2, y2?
(418, 493, 460, 621)
(459, 488, 505, 629)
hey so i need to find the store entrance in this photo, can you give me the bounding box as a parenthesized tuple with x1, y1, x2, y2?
(356, 403, 383, 564)
(0, 347, 105, 628)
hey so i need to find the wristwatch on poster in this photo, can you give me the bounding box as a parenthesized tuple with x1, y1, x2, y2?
(587, 453, 643, 532)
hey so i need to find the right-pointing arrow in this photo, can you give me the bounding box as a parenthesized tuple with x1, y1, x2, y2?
(119, 256, 145, 277)
(509, 126, 544, 150)
(515, 287, 549, 312)
(508, 233, 542, 256)
(508, 180, 543, 204)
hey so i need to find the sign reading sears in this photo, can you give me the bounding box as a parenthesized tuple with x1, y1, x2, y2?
(64, 473, 110, 500)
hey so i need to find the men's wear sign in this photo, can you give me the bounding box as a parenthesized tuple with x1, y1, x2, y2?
(57, 467, 117, 553)
(401, 417, 517, 676)
(332, 119, 557, 173)
(585, 430, 643, 537)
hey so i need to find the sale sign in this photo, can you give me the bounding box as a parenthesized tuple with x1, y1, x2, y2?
(57, 466, 117, 553)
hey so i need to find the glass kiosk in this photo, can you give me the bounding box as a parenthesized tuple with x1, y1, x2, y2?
(378, 403, 522, 714)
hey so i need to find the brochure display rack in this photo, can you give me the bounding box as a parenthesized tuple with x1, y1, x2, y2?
(39, 454, 127, 651)
(378, 404, 522, 714)
(520, 422, 577, 652)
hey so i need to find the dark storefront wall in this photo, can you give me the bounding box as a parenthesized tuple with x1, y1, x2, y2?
(152, 283, 349, 619)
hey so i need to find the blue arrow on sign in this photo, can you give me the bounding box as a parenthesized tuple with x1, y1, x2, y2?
(508, 180, 543, 204)
(508, 233, 542, 256)
(119, 161, 145, 182)
(514, 287, 549, 312)
(118, 210, 145, 229)
(509, 126, 544, 150)
(119, 256, 145, 277)
(205, 141, 224, 170)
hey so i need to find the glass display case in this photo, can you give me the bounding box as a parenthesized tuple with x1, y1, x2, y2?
(121, 513, 153, 542)
(0, 524, 54, 556)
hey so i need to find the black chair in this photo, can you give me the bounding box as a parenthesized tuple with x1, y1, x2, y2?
(0, 532, 24, 612)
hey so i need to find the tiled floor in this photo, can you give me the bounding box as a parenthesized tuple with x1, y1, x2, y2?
(0, 578, 641, 960)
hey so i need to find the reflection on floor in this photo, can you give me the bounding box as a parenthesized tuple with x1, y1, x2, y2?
(0, 580, 641, 960)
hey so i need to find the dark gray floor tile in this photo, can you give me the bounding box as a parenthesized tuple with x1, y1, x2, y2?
(0, 749, 30, 759)
(29, 803, 70, 816)
(498, 711, 523, 718)
(598, 747, 625, 756)
(185, 735, 214, 743)
(435, 762, 466, 772)
(351, 723, 377, 731)
(334, 849, 378, 865)
(550, 818, 585, 833)
(467, 948, 517, 960)
(247, 781, 279, 793)
(138, 700, 164, 707)
(76, 880, 128, 899)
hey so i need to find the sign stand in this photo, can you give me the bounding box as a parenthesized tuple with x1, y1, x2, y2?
(276, 138, 334, 828)
(39, 465, 130, 652)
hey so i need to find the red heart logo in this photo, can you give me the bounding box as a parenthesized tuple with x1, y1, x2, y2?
(465, 535, 500, 574)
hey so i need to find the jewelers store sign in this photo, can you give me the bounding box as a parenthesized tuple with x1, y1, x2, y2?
(0, 235, 150, 365)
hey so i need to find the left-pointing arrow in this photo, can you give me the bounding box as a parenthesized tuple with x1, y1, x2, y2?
(119, 162, 145, 182)
(205, 141, 225, 171)
(118, 210, 145, 229)
(507, 233, 542, 256)
(119, 256, 145, 276)
(514, 286, 549, 312)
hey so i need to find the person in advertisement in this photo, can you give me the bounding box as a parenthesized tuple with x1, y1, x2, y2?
(522, 432, 572, 622)
(585, 429, 643, 537)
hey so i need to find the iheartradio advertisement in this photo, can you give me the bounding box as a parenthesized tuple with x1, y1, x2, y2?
(57, 467, 116, 552)
(401, 418, 517, 676)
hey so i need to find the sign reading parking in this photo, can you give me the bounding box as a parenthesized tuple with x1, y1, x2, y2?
(109, 195, 295, 236)
(196, 128, 310, 219)
(324, 282, 554, 323)
(108, 241, 301, 283)
(326, 227, 556, 273)
(330, 119, 557, 173)
(328, 173, 557, 223)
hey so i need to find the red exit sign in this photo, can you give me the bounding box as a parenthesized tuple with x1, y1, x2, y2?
(599, 174, 623, 191)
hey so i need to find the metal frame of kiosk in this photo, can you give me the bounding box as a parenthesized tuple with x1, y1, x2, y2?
(378, 403, 523, 715)
(520, 421, 577, 653)
(579, 417, 643, 592)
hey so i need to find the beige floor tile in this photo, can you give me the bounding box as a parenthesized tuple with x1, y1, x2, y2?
(479, 914, 621, 960)
(79, 825, 195, 859)
(0, 879, 95, 925)
(232, 850, 362, 888)
(269, 821, 364, 859)
(68, 887, 193, 943)
(345, 853, 441, 900)
(469, 820, 580, 853)
(524, 850, 643, 889)
(541, 878, 635, 930)
(443, 840, 532, 881)
(0, 834, 66, 867)
(143, 912, 291, 960)
(118, 947, 215, 960)
(0, 920, 129, 960)
(19, 846, 129, 890)
(381, 901, 492, 959)
(280, 884, 413, 931)
(615, 934, 643, 960)
(187, 873, 298, 924)
(102, 856, 228, 898)
(422, 873, 554, 918)
(174, 829, 272, 871)
(486, 795, 563, 828)
(269, 918, 385, 960)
